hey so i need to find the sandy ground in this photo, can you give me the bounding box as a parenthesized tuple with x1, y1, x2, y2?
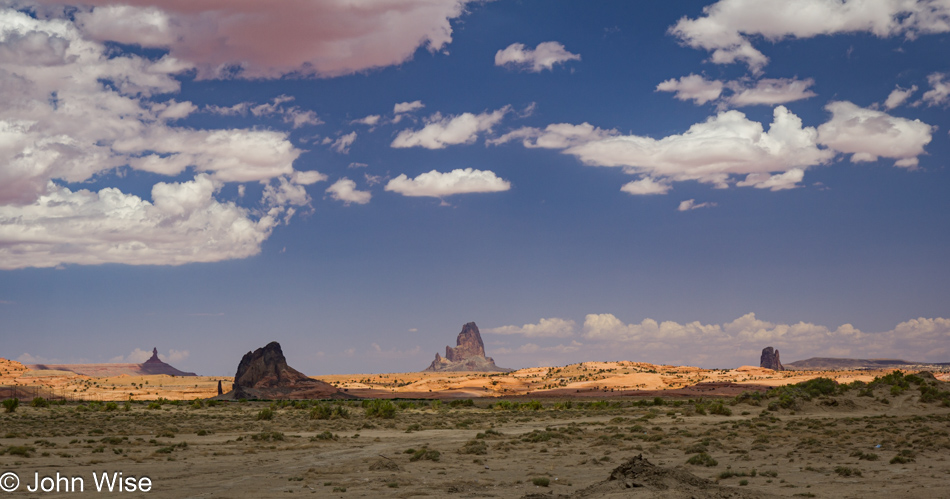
(1, 376, 949, 498)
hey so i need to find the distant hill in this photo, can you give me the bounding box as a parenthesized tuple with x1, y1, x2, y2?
(27, 348, 196, 377)
(785, 357, 950, 371)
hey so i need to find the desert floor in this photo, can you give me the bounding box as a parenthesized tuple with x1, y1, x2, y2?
(1, 374, 948, 499)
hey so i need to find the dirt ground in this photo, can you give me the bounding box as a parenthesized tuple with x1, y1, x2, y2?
(1, 375, 948, 498)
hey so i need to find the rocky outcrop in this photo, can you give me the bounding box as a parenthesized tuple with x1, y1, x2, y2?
(424, 322, 510, 372)
(224, 341, 351, 400)
(27, 347, 196, 377)
(760, 347, 784, 371)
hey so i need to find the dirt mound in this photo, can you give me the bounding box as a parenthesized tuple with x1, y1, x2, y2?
(224, 341, 352, 400)
(533, 454, 775, 499)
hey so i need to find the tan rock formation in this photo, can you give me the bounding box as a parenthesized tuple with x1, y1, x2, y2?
(424, 322, 510, 372)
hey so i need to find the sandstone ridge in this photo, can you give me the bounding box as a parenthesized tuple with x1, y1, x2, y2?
(424, 322, 510, 372)
(223, 341, 352, 400)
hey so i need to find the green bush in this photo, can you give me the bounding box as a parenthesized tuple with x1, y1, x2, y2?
(532, 477, 550, 487)
(363, 399, 397, 419)
(30, 397, 49, 408)
(686, 452, 718, 467)
(256, 408, 274, 421)
(310, 404, 332, 420)
(2, 398, 19, 413)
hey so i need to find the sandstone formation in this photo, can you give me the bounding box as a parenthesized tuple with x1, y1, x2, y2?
(760, 347, 784, 371)
(424, 322, 510, 372)
(223, 341, 351, 400)
(27, 347, 197, 377)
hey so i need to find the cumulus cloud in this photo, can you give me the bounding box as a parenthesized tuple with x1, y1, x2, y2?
(394, 100, 425, 114)
(292, 170, 328, 185)
(884, 84, 918, 109)
(816, 101, 933, 167)
(36, 0, 475, 79)
(484, 318, 577, 338)
(494, 41, 581, 72)
(351, 115, 381, 126)
(0, 174, 281, 269)
(577, 312, 950, 366)
(671, 0, 950, 71)
(501, 106, 832, 190)
(620, 177, 672, 195)
(657, 75, 815, 107)
(391, 107, 510, 149)
(735, 168, 805, 191)
(331, 132, 357, 154)
(326, 178, 371, 205)
(206, 95, 322, 128)
(656, 74, 723, 105)
(385, 168, 511, 198)
(922, 72, 950, 106)
(677, 199, 716, 211)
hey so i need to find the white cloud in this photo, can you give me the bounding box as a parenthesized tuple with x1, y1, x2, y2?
(484, 318, 577, 338)
(735, 168, 805, 191)
(545, 106, 831, 188)
(677, 199, 717, 211)
(0, 174, 280, 269)
(488, 122, 617, 149)
(351, 115, 381, 126)
(620, 177, 672, 195)
(326, 178, 371, 205)
(262, 176, 311, 208)
(816, 101, 933, 167)
(884, 84, 918, 109)
(656, 74, 723, 105)
(292, 170, 328, 185)
(391, 107, 510, 149)
(348, 162, 369, 169)
(385, 168, 511, 198)
(494, 41, 581, 72)
(671, 0, 950, 71)
(331, 132, 357, 154)
(922, 72, 950, 107)
(17, 353, 58, 364)
(656, 75, 815, 107)
(725, 78, 816, 106)
(50, 0, 475, 79)
(206, 95, 322, 128)
(580, 312, 950, 366)
(394, 100, 425, 114)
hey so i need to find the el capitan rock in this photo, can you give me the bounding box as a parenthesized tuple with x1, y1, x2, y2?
(424, 322, 510, 372)
(760, 346, 784, 371)
(223, 341, 352, 400)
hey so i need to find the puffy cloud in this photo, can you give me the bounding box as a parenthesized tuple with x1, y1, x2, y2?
(391, 107, 510, 149)
(488, 122, 617, 148)
(39, 0, 475, 79)
(922, 72, 950, 106)
(394, 100, 425, 114)
(560, 107, 831, 186)
(656, 74, 723, 105)
(816, 101, 933, 167)
(620, 177, 671, 195)
(326, 178, 371, 205)
(579, 312, 950, 366)
(725, 78, 816, 106)
(884, 84, 918, 109)
(0, 175, 279, 269)
(206, 95, 322, 128)
(735, 168, 805, 190)
(385, 168, 511, 198)
(494, 41, 580, 72)
(677, 199, 716, 211)
(262, 176, 311, 208)
(671, 0, 950, 71)
(656, 75, 815, 107)
(351, 115, 381, 126)
(331, 132, 357, 154)
(292, 170, 328, 185)
(484, 318, 577, 338)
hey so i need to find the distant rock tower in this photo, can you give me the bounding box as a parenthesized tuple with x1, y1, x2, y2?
(144, 348, 161, 364)
(760, 347, 784, 371)
(424, 322, 510, 372)
(217, 380, 223, 396)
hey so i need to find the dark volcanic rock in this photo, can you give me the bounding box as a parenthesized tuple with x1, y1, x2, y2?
(760, 346, 784, 371)
(225, 341, 351, 400)
(425, 322, 510, 372)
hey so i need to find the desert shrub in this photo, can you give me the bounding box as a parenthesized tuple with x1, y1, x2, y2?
(708, 402, 732, 416)
(653, 397, 666, 406)
(850, 451, 879, 461)
(521, 400, 543, 411)
(0, 445, 34, 457)
(835, 466, 862, 477)
(104, 402, 118, 412)
(684, 443, 708, 454)
(190, 398, 204, 409)
(532, 477, 550, 487)
(363, 399, 396, 419)
(147, 402, 161, 410)
(256, 408, 274, 421)
(459, 440, 488, 455)
(251, 431, 284, 441)
(310, 404, 332, 420)
(312, 431, 337, 441)
(30, 397, 49, 408)
(686, 452, 718, 467)
(449, 399, 474, 408)
(409, 448, 440, 462)
(2, 398, 19, 413)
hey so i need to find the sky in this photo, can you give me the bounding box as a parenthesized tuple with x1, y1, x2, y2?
(1, 0, 949, 376)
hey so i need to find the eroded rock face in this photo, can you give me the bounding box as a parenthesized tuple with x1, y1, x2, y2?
(760, 346, 784, 371)
(424, 322, 510, 372)
(226, 341, 351, 399)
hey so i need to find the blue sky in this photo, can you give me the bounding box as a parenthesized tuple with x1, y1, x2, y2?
(1, 0, 949, 375)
